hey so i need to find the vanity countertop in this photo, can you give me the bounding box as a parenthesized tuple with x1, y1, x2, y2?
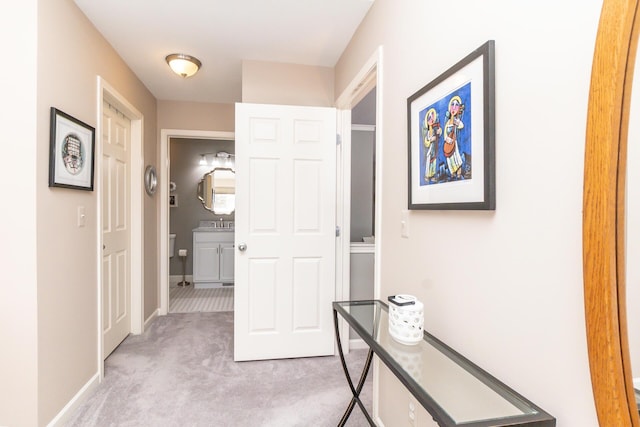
(193, 227, 234, 232)
(193, 220, 234, 232)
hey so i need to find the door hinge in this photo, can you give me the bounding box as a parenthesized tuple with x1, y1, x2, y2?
(336, 134, 342, 146)
(336, 226, 341, 237)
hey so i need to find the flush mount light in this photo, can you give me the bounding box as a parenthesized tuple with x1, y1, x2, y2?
(165, 53, 202, 78)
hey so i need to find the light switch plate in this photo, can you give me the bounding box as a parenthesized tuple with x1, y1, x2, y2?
(77, 206, 86, 227)
(401, 210, 409, 238)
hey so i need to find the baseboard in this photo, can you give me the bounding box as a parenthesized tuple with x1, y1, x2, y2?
(144, 308, 158, 329)
(46, 372, 99, 427)
(349, 338, 368, 350)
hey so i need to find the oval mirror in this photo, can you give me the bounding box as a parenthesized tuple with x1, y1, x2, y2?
(197, 167, 235, 214)
(584, 0, 640, 424)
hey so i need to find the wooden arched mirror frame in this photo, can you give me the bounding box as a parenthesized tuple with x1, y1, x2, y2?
(584, 0, 640, 425)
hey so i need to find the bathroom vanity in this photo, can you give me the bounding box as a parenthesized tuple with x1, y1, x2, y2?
(192, 164, 236, 289)
(193, 221, 234, 289)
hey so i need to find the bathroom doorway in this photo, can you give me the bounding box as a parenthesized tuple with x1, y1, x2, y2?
(167, 137, 236, 314)
(159, 130, 235, 315)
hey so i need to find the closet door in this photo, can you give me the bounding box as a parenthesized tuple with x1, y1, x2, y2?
(102, 101, 132, 359)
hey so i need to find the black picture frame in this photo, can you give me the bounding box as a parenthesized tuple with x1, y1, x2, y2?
(49, 107, 96, 191)
(407, 40, 495, 210)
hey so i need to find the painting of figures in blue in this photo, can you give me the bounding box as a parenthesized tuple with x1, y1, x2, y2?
(418, 82, 472, 186)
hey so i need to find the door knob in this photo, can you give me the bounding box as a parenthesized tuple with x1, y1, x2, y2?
(238, 243, 247, 252)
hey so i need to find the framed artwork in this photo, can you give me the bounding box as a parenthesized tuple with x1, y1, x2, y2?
(407, 40, 495, 210)
(49, 107, 96, 191)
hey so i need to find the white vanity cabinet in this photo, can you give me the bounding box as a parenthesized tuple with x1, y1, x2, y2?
(193, 230, 234, 288)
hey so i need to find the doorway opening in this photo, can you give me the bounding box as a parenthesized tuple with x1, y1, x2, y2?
(167, 136, 236, 314)
(349, 88, 376, 306)
(335, 47, 383, 349)
(159, 130, 235, 316)
(334, 45, 383, 423)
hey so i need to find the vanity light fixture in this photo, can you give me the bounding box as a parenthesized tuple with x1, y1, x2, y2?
(217, 151, 235, 168)
(199, 152, 235, 167)
(165, 53, 202, 78)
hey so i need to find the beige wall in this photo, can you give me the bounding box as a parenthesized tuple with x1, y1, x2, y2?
(1, 1, 608, 426)
(33, 0, 158, 424)
(144, 121, 160, 320)
(0, 2, 39, 426)
(242, 60, 334, 106)
(158, 100, 234, 132)
(336, 0, 601, 425)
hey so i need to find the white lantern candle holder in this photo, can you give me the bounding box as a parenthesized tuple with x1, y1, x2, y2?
(388, 294, 424, 345)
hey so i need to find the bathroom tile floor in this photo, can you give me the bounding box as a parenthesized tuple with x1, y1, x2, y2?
(169, 286, 234, 313)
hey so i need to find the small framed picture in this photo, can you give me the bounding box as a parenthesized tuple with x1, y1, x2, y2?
(49, 107, 96, 191)
(169, 194, 178, 207)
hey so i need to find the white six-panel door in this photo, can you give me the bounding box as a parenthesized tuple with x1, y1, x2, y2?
(102, 101, 131, 359)
(234, 103, 337, 361)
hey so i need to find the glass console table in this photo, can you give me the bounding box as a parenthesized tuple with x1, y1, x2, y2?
(333, 300, 556, 427)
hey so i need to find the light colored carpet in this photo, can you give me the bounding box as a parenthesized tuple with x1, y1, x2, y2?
(169, 286, 234, 313)
(67, 312, 373, 427)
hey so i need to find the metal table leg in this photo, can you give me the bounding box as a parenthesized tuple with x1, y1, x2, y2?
(334, 309, 376, 426)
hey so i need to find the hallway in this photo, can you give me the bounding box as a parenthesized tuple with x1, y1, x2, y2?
(67, 312, 373, 426)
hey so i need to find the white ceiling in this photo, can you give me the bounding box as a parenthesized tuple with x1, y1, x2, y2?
(74, 0, 374, 104)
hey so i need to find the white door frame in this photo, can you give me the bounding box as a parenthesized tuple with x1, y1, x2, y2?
(334, 46, 383, 424)
(159, 129, 235, 315)
(96, 77, 144, 379)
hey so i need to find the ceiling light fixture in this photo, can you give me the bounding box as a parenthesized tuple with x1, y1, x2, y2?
(165, 53, 202, 78)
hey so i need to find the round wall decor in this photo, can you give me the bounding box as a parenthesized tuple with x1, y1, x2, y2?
(144, 165, 157, 196)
